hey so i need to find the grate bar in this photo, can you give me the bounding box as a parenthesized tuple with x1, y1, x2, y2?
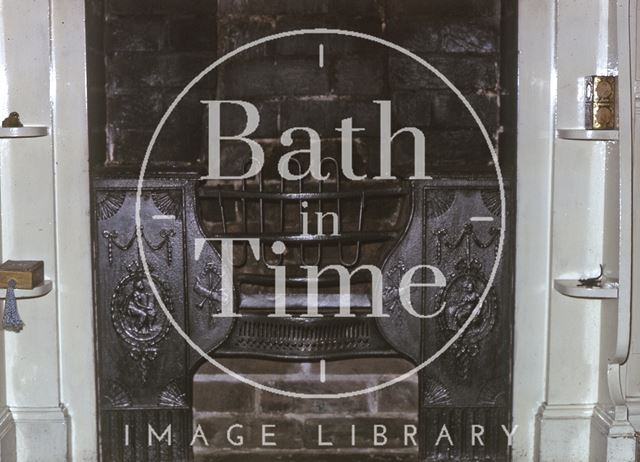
(203, 230, 399, 243)
(198, 187, 408, 201)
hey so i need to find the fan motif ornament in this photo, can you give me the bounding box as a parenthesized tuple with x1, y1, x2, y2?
(158, 379, 187, 407)
(96, 191, 126, 221)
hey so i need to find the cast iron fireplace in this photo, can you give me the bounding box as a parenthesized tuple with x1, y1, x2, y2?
(91, 169, 512, 461)
(86, 1, 516, 460)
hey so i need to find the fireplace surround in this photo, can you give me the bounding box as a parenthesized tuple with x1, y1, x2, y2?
(1, 0, 635, 460)
(86, 0, 517, 460)
(90, 172, 512, 461)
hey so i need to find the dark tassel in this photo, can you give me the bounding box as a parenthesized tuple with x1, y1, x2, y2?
(3, 280, 23, 332)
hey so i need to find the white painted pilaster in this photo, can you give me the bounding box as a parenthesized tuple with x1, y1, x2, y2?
(0, 0, 66, 459)
(518, 0, 632, 460)
(0, 0, 95, 460)
(50, 0, 97, 459)
(513, 0, 555, 459)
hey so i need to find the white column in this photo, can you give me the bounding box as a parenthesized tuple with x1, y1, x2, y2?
(0, 0, 96, 461)
(0, 0, 66, 460)
(50, 1, 97, 460)
(513, 0, 555, 459)
(534, 0, 629, 461)
(0, 34, 13, 455)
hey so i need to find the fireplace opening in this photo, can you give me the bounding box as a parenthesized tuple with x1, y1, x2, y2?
(192, 357, 418, 461)
(197, 169, 411, 315)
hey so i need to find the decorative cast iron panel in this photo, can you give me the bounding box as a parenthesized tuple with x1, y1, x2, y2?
(421, 181, 512, 462)
(91, 175, 513, 462)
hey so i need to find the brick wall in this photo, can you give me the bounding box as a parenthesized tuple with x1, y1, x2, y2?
(89, 0, 504, 174)
(214, 0, 501, 178)
(88, 0, 217, 167)
(86, 0, 106, 167)
(192, 358, 418, 462)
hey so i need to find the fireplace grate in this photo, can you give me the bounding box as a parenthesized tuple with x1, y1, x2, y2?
(198, 156, 411, 293)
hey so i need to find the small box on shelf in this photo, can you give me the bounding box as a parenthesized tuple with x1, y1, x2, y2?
(585, 75, 617, 130)
(0, 260, 44, 289)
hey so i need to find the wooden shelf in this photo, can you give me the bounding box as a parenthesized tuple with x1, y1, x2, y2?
(556, 128, 619, 141)
(0, 126, 48, 138)
(0, 279, 53, 299)
(553, 278, 619, 299)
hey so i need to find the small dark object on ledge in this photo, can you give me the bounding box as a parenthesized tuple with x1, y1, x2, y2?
(2, 112, 23, 128)
(577, 264, 604, 288)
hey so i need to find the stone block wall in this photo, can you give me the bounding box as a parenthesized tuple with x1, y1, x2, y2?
(192, 358, 419, 461)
